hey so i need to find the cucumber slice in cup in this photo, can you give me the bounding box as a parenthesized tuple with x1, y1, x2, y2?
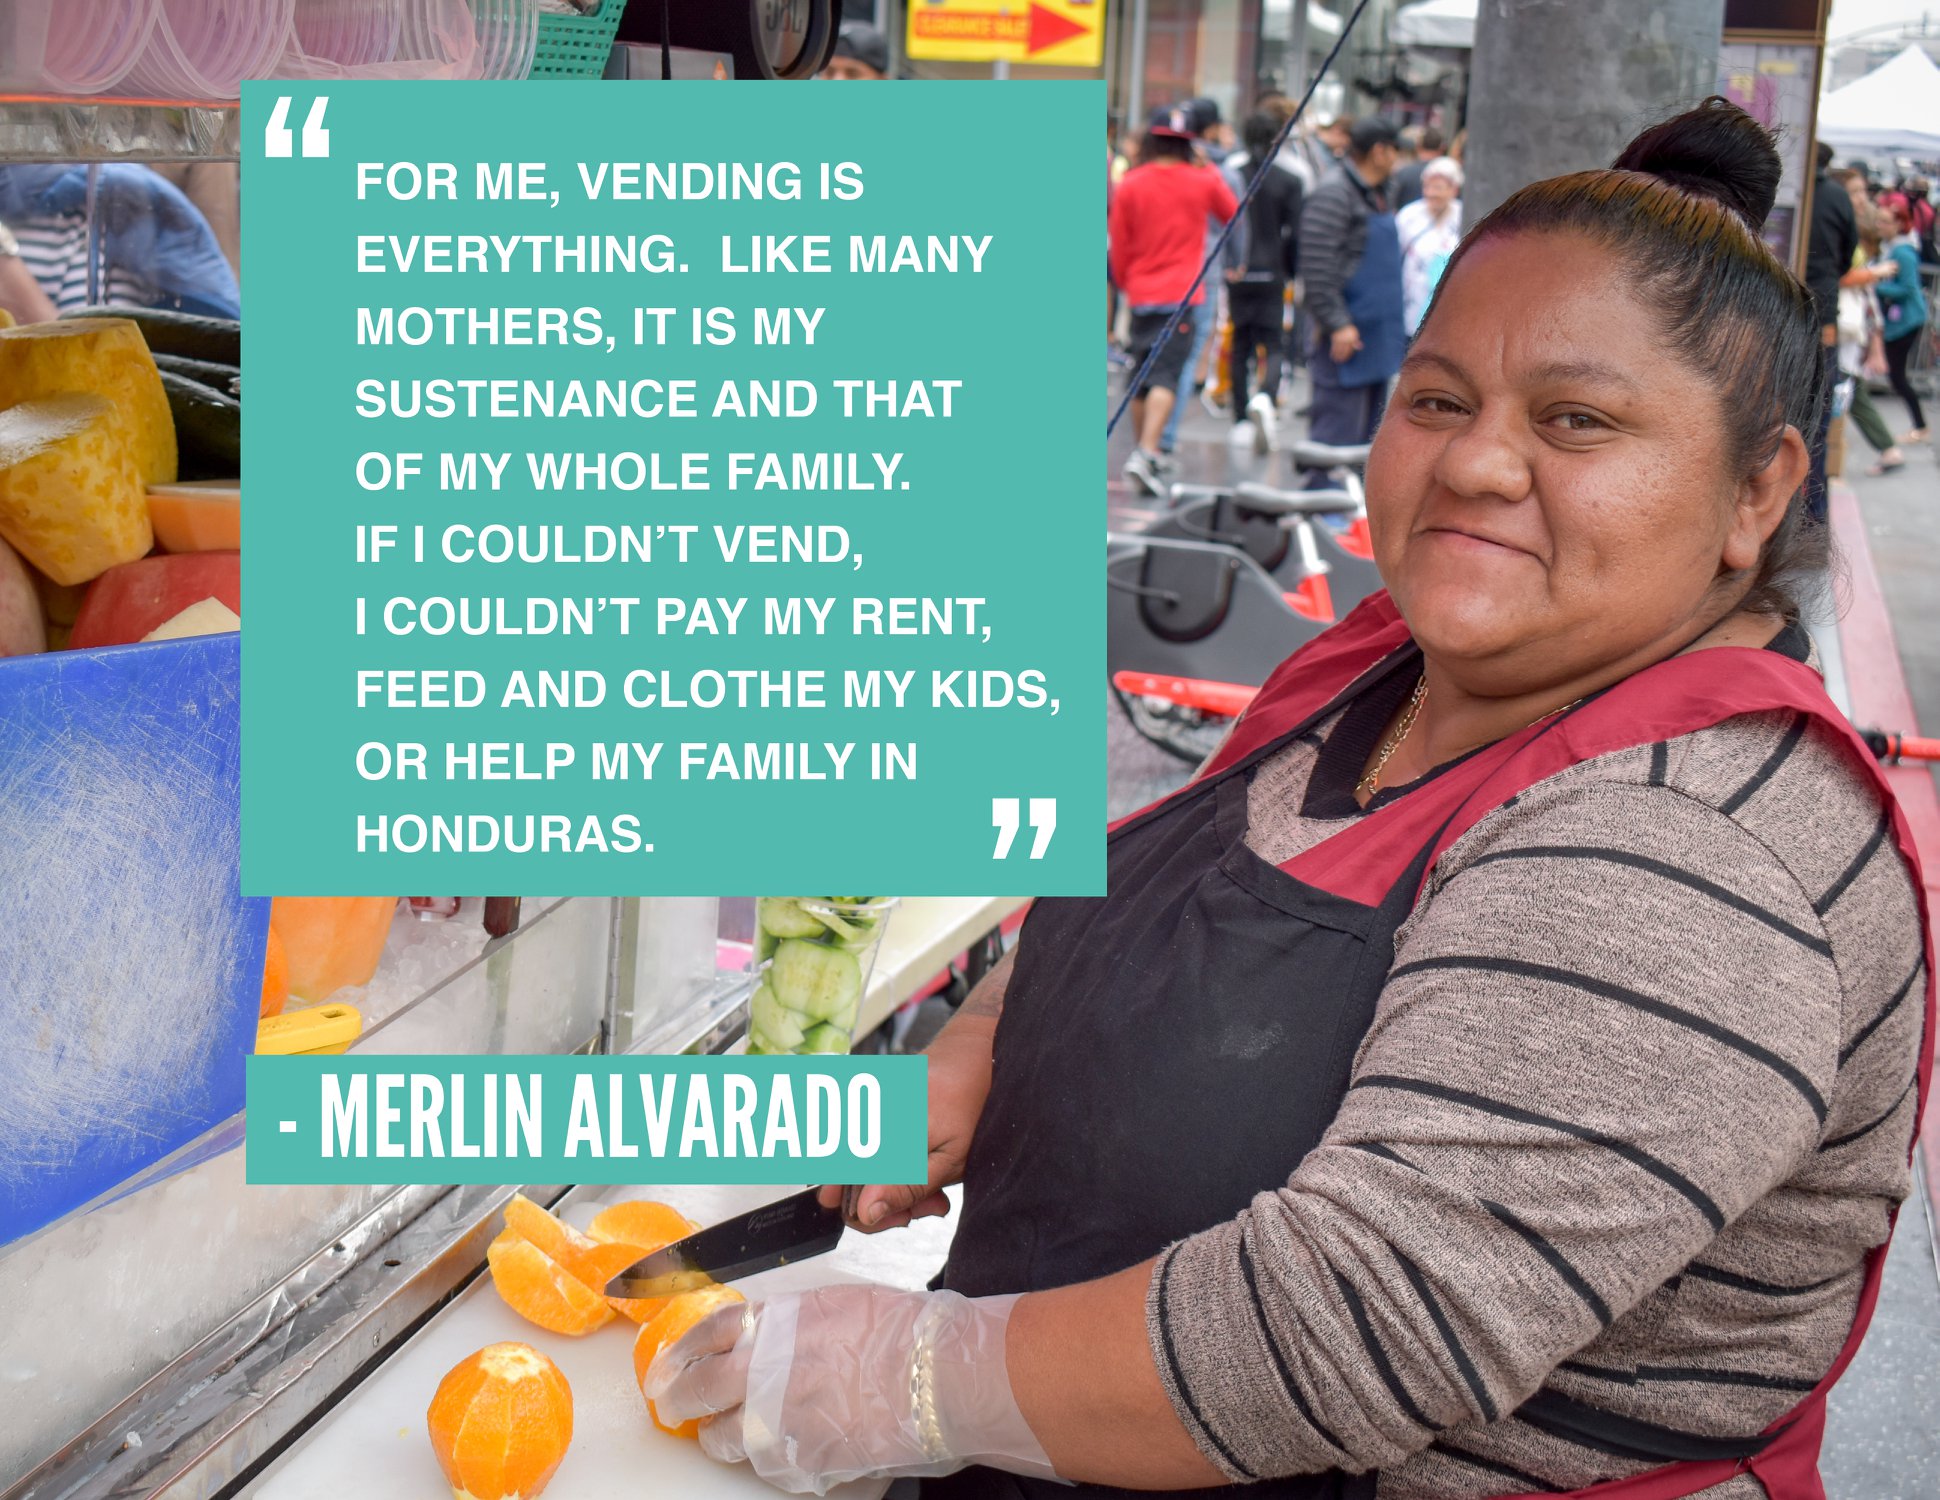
(805, 905, 869, 944)
(758, 897, 826, 939)
(800, 1022, 853, 1054)
(751, 981, 806, 1051)
(769, 938, 863, 1024)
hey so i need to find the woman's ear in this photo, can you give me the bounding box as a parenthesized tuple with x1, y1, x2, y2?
(1723, 426, 1809, 574)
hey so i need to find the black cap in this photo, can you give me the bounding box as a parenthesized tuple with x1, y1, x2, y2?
(1147, 103, 1194, 139)
(831, 20, 889, 75)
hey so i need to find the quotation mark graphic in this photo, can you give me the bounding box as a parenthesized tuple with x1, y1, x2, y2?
(991, 798, 1057, 860)
(266, 96, 331, 158)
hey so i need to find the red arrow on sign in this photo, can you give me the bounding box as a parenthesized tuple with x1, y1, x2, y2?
(1025, 2, 1089, 53)
(909, 2, 1091, 54)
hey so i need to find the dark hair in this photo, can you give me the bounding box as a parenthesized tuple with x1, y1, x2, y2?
(1139, 130, 1195, 164)
(1242, 110, 1280, 162)
(1349, 116, 1400, 158)
(1816, 141, 1836, 172)
(831, 20, 888, 74)
(1434, 97, 1827, 619)
(1420, 125, 1446, 153)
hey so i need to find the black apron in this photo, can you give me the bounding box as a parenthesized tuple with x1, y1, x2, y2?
(929, 650, 1431, 1500)
(920, 603, 1929, 1500)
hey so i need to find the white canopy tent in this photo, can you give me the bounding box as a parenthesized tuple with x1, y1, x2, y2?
(1259, 0, 1344, 41)
(1817, 44, 1940, 159)
(1390, 0, 1477, 51)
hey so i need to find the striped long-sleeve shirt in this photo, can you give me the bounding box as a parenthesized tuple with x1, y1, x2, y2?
(1147, 701, 1927, 1498)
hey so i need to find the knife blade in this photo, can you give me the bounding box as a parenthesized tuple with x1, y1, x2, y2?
(603, 1188, 846, 1299)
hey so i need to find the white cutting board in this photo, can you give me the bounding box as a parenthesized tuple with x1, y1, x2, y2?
(249, 1185, 958, 1500)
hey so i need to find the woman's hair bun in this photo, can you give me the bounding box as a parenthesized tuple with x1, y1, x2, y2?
(1612, 96, 1780, 228)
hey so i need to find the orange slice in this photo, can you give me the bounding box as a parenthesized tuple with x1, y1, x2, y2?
(589, 1199, 697, 1249)
(426, 1342, 573, 1500)
(502, 1193, 644, 1293)
(631, 1285, 747, 1438)
(588, 1200, 699, 1324)
(486, 1229, 614, 1337)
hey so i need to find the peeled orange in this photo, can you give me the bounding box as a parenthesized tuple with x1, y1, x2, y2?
(631, 1285, 747, 1438)
(426, 1342, 573, 1500)
(485, 1229, 614, 1337)
(588, 1200, 699, 1324)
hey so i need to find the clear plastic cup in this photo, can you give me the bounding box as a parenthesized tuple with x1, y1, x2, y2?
(290, 0, 399, 67)
(129, 0, 296, 99)
(27, 0, 160, 95)
(747, 897, 900, 1056)
(465, 0, 537, 80)
(367, 0, 476, 78)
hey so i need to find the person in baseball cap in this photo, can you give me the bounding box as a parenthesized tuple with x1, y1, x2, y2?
(1146, 103, 1194, 140)
(1185, 97, 1233, 157)
(821, 20, 889, 80)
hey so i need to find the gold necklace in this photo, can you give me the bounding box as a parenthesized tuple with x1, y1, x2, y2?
(1356, 675, 1427, 799)
(1356, 680, 1587, 801)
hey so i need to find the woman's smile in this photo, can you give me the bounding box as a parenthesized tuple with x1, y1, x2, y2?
(1416, 522, 1537, 559)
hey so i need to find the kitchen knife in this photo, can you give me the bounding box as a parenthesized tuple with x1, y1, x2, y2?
(604, 1188, 846, 1299)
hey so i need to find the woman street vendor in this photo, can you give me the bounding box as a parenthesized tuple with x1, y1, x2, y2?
(648, 102, 1934, 1500)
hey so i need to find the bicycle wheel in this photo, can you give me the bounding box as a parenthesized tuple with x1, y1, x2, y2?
(1111, 681, 1234, 767)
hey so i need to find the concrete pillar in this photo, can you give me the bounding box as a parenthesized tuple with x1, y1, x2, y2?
(1464, 0, 1725, 223)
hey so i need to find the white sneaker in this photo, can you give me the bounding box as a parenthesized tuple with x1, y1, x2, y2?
(1247, 391, 1279, 454)
(1123, 448, 1165, 497)
(1227, 421, 1256, 447)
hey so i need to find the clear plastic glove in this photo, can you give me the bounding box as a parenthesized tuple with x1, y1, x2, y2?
(643, 1283, 1062, 1495)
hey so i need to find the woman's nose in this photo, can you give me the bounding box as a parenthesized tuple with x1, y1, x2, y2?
(1433, 407, 1534, 504)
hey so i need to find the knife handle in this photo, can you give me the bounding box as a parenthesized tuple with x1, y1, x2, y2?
(820, 1183, 867, 1228)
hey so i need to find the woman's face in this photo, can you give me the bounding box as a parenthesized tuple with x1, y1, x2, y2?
(1366, 231, 1777, 696)
(1422, 173, 1457, 213)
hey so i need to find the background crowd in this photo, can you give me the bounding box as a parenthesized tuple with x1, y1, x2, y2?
(1107, 90, 1940, 512)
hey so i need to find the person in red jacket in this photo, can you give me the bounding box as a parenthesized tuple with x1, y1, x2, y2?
(1109, 106, 1238, 495)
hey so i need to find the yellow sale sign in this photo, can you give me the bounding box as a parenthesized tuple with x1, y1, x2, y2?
(905, 0, 1104, 67)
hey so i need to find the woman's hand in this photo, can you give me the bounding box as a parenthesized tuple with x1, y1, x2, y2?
(818, 948, 1015, 1232)
(644, 1284, 1058, 1495)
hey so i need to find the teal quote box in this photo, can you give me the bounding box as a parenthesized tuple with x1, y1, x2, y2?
(240, 82, 1101, 895)
(247, 1055, 927, 1185)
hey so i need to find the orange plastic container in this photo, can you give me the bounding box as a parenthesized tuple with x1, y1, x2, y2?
(259, 924, 289, 1018)
(270, 896, 398, 1002)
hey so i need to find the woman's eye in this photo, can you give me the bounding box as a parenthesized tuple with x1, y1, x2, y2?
(1552, 410, 1606, 433)
(1411, 395, 1467, 416)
